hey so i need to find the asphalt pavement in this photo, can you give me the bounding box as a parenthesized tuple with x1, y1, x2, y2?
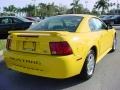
(0, 29, 120, 90)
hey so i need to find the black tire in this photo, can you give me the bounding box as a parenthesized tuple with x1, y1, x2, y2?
(80, 50, 96, 80)
(110, 36, 116, 52)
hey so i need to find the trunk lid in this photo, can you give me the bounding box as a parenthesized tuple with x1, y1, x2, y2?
(8, 31, 70, 55)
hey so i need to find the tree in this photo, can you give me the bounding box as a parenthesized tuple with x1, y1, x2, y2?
(70, 0, 80, 14)
(38, 3, 47, 17)
(21, 5, 35, 16)
(46, 3, 58, 16)
(83, 8, 90, 14)
(3, 2, 87, 16)
(3, 5, 17, 13)
(91, 8, 100, 15)
(27, 5, 35, 16)
(57, 5, 68, 15)
(37, 2, 59, 17)
(94, 0, 109, 14)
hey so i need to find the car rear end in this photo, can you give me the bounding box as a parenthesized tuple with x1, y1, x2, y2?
(4, 15, 86, 79)
(4, 31, 84, 79)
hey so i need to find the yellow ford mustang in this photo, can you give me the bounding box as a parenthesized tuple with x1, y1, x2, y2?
(4, 14, 116, 80)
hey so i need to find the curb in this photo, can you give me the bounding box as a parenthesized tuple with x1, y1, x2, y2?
(0, 50, 3, 62)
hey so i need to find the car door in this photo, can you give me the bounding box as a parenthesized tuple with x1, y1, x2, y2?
(116, 16, 120, 24)
(12, 17, 25, 30)
(0, 17, 13, 34)
(89, 18, 113, 56)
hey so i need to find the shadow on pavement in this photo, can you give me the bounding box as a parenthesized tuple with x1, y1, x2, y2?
(0, 61, 86, 90)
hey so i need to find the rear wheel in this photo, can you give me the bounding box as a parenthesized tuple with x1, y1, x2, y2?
(80, 50, 96, 80)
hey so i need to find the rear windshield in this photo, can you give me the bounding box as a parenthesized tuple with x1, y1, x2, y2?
(17, 17, 32, 22)
(29, 16, 83, 32)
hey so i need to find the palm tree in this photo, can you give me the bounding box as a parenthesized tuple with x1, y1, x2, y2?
(27, 5, 35, 16)
(21, 5, 35, 16)
(3, 7, 9, 12)
(3, 5, 17, 13)
(16, 8, 25, 16)
(38, 3, 47, 17)
(71, 0, 80, 14)
(47, 3, 59, 16)
(94, 0, 109, 14)
(57, 5, 67, 15)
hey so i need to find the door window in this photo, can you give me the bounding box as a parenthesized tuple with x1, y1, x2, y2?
(0, 18, 12, 24)
(89, 18, 107, 31)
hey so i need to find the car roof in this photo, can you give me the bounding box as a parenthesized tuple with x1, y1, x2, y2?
(0, 14, 96, 19)
(55, 14, 96, 18)
(1, 14, 95, 17)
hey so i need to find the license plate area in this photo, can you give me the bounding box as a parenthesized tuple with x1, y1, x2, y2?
(23, 41, 36, 51)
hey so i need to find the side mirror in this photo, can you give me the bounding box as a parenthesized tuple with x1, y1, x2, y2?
(106, 23, 113, 30)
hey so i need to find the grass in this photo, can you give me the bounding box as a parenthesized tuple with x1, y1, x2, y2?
(0, 40, 6, 50)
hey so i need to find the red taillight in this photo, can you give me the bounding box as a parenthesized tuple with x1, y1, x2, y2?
(49, 41, 73, 55)
(6, 39, 11, 50)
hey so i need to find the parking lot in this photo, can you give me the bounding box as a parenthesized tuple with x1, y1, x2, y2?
(0, 27, 120, 90)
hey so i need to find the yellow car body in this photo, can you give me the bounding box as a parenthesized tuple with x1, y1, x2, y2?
(4, 14, 116, 79)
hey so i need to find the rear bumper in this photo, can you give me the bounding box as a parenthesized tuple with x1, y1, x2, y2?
(4, 50, 84, 79)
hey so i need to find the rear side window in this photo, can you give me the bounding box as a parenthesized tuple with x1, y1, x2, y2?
(89, 18, 107, 31)
(29, 16, 83, 32)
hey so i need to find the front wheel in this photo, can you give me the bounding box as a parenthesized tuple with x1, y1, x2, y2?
(80, 50, 96, 80)
(110, 36, 117, 52)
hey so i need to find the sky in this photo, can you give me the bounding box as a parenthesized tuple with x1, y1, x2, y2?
(0, 0, 119, 12)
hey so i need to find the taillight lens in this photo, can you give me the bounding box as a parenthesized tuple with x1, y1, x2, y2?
(49, 41, 73, 55)
(6, 39, 11, 50)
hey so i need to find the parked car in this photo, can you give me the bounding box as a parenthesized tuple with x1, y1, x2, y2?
(99, 15, 107, 19)
(101, 15, 115, 25)
(0, 16, 32, 39)
(4, 14, 116, 80)
(105, 15, 120, 25)
(101, 15, 113, 19)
